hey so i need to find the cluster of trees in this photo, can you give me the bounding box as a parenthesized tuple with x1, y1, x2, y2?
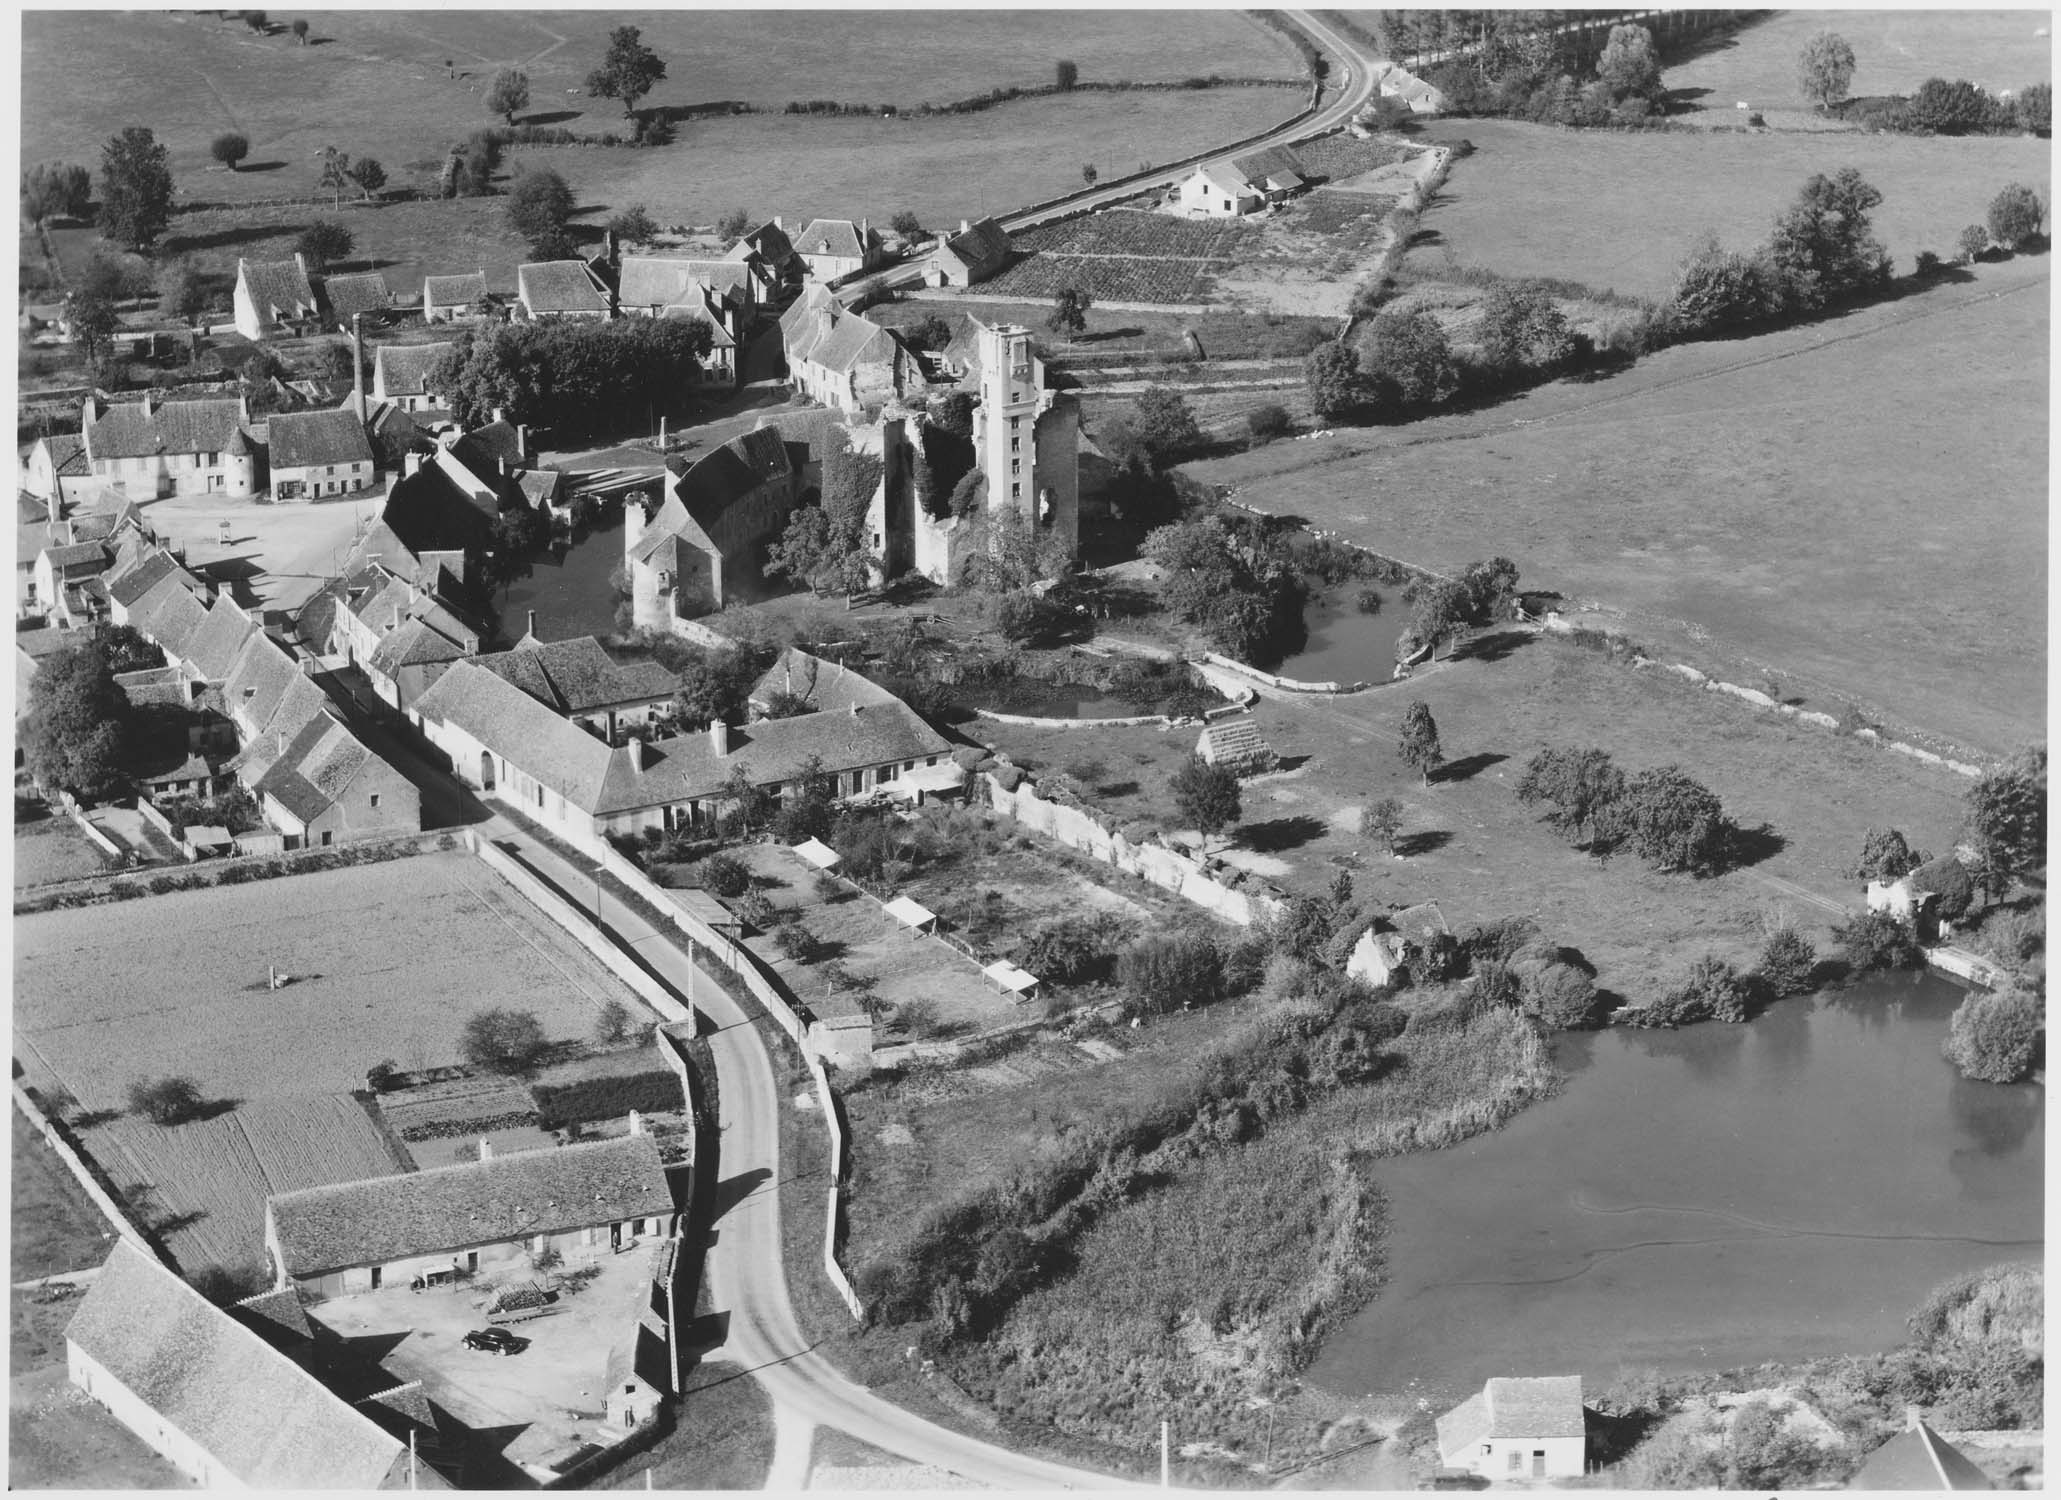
(22, 161, 93, 226)
(1421, 18, 1673, 126)
(1141, 511, 1305, 663)
(1312, 284, 1584, 420)
(1395, 557, 1520, 663)
(767, 434, 882, 599)
(506, 164, 578, 260)
(1516, 746, 1736, 875)
(21, 635, 135, 799)
(1626, 922, 1820, 1029)
(1956, 183, 2049, 265)
(1669, 167, 1892, 337)
(99, 126, 174, 254)
(1801, 31, 2052, 137)
(429, 317, 711, 432)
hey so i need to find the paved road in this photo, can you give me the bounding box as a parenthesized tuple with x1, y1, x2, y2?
(493, 824, 1142, 1490)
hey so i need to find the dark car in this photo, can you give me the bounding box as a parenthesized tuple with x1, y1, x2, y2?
(462, 1328, 530, 1355)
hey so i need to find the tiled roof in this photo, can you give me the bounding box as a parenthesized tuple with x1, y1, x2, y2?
(422, 272, 490, 308)
(368, 616, 471, 675)
(1481, 1376, 1584, 1438)
(676, 426, 795, 530)
(221, 631, 327, 750)
(518, 260, 609, 315)
(107, 549, 188, 609)
(450, 419, 524, 477)
(1190, 160, 1251, 198)
(732, 219, 795, 264)
(130, 572, 213, 661)
(380, 465, 498, 558)
(65, 1243, 415, 1490)
(267, 1135, 674, 1276)
(939, 217, 1013, 275)
(1231, 145, 1308, 187)
(238, 256, 318, 319)
(803, 309, 901, 376)
(796, 218, 877, 261)
(269, 408, 374, 470)
(183, 594, 260, 682)
(753, 407, 848, 467)
(85, 397, 247, 462)
(254, 710, 374, 825)
(476, 635, 680, 715)
(751, 646, 900, 715)
(616, 256, 752, 310)
(372, 342, 455, 398)
(414, 660, 619, 807)
(40, 540, 109, 576)
(230, 1286, 314, 1347)
(323, 270, 391, 324)
(1851, 1420, 1994, 1490)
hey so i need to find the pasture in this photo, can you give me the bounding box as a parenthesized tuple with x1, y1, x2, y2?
(1405, 118, 2051, 301)
(11, 850, 640, 1109)
(12, 812, 111, 891)
(1192, 260, 2048, 756)
(1665, 10, 2051, 125)
(21, 9, 1300, 231)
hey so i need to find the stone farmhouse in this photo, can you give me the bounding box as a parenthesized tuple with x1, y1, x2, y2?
(1346, 901, 1452, 988)
(1435, 1375, 1590, 1480)
(421, 271, 491, 324)
(233, 253, 321, 340)
(611, 255, 753, 386)
(795, 216, 885, 283)
(518, 258, 612, 321)
(266, 407, 378, 500)
(726, 216, 801, 298)
(67, 1243, 440, 1490)
(323, 560, 485, 711)
(626, 426, 803, 622)
(1177, 146, 1308, 217)
(925, 216, 1015, 287)
(80, 393, 255, 499)
(781, 287, 918, 414)
(20, 431, 92, 506)
(263, 1132, 677, 1297)
(371, 341, 455, 413)
(27, 505, 159, 628)
(409, 646, 951, 852)
(322, 269, 394, 332)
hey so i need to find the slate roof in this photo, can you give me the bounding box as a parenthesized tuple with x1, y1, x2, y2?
(182, 595, 260, 682)
(268, 408, 374, 470)
(106, 548, 186, 609)
(751, 646, 900, 715)
(373, 342, 454, 399)
(65, 1242, 417, 1490)
(129, 572, 213, 662)
(253, 710, 374, 826)
(230, 1286, 314, 1347)
(267, 1135, 674, 1277)
(795, 218, 877, 262)
(1437, 1376, 1585, 1459)
(518, 260, 610, 315)
(415, 661, 618, 807)
(450, 419, 525, 476)
(730, 218, 795, 265)
(1231, 145, 1308, 188)
(796, 308, 901, 376)
(675, 426, 795, 528)
(422, 272, 490, 309)
(380, 465, 498, 558)
(617, 256, 753, 311)
(84, 397, 247, 462)
(938, 217, 1013, 277)
(476, 635, 680, 715)
(239, 256, 319, 320)
(324, 270, 392, 325)
(1851, 1420, 1994, 1490)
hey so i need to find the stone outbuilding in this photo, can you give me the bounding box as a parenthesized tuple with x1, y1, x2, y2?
(1196, 715, 1275, 773)
(1435, 1375, 1589, 1480)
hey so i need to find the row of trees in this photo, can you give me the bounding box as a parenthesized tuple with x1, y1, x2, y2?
(429, 317, 712, 432)
(1516, 746, 1735, 875)
(1669, 166, 1892, 336)
(1308, 284, 1580, 422)
(1423, 19, 1674, 126)
(1798, 29, 2051, 136)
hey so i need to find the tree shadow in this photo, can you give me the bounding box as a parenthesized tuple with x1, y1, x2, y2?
(1240, 814, 1328, 853)
(1393, 829, 1452, 858)
(236, 160, 289, 173)
(72, 1106, 122, 1129)
(151, 1208, 209, 1237)
(1726, 821, 1787, 870)
(1434, 751, 1506, 785)
(522, 109, 583, 127)
(1078, 326, 1145, 344)
(1454, 629, 1531, 664)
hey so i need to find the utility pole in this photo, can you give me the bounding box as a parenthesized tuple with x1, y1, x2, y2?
(1161, 1419, 1171, 1489)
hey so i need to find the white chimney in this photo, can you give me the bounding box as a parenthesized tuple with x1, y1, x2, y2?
(497, 456, 508, 477)
(525, 609, 537, 640)
(627, 736, 645, 772)
(478, 1139, 493, 1162)
(350, 312, 366, 422)
(516, 424, 528, 460)
(403, 451, 422, 478)
(709, 719, 730, 756)
(961, 219, 971, 235)
(772, 215, 783, 231)
(391, 606, 401, 632)
(627, 1109, 644, 1137)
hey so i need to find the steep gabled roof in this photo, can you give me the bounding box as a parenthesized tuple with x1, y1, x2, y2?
(795, 218, 877, 261)
(413, 660, 619, 807)
(267, 1135, 673, 1276)
(380, 464, 498, 558)
(1189, 160, 1252, 198)
(268, 408, 374, 470)
(1437, 1375, 1584, 1459)
(182, 594, 260, 682)
(674, 426, 795, 529)
(730, 218, 795, 265)
(422, 272, 489, 308)
(518, 259, 609, 315)
(938, 217, 1013, 276)
(85, 398, 247, 462)
(254, 709, 375, 825)
(65, 1243, 418, 1490)
(751, 646, 901, 715)
(106, 548, 196, 609)
(129, 571, 213, 661)
(803, 310, 901, 376)
(372, 342, 455, 398)
(450, 419, 524, 477)
(1231, 145, 1308, 188)
(476, 635, 680, 715)
(238, 256, 319, 319)
(324, 270, 392, 324)
(1851, 1420, 1995, 1490)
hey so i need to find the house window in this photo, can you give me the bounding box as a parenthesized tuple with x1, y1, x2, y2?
(369, 793, 381, 809)
(1507, 1450, 1522, 1473)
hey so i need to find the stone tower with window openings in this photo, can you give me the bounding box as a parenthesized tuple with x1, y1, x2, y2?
(969, 320, 1077, 562)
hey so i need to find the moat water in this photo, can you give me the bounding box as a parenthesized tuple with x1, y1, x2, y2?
(1309, 971, 2044, 1402)
(1270, 584, 1411, 686)
(492, 513, 626, 646)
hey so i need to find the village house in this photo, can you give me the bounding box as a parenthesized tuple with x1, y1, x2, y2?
(1178, 160, 1263, 218)
(1435, 1375, 1590, 1480)
(925, 216, 1014, 287)
(80, 393, 254, 499)
(371, 342, 456, 412)
(322, 269, 393, 332)
(781, 290, 917, 414)
(105, 543, 205, 628)
(625, 426, 803, 623)
(612, 257, 746, 385)
(66, 1243, 437, 1491)
(1229, 145, 1310, 205)
(246, 705, 421, 847)
(264, 1132, 676, 1296)
(517, 259, 612, 321)
(124, 567, 215, 667)
(794, 216, 884, 283)
(475, 629, 681, 741)
(21, 432, 92, 506)
(266, 407, 377, 500)
(422, 271, 492, 324)
(233, 253, 321, 340)
(325, 560, 483, 711)
(725, 216, 800, 297)
(1345, 901, 1452, 988)
(410, 648, 951, 852)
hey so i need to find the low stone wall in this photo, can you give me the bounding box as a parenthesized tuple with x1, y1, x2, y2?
(972, 706, 1180, 729)
(59, 796, 123, 859)
(1202, 650, 1371, 694)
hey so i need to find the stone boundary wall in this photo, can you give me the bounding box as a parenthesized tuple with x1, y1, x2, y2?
(980, 770, 1284, 926)
(59, 797, 123, 860)
(1202, 650, 1372, 694)
(805, 1049, 864, 1321)
(11, 1081, 162, 1261)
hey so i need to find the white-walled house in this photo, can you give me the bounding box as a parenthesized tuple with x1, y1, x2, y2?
(233, 254, 320, 340)
(422, 272, 491, 324)
(1435, 1376, 1589, 1480)
(266, 408, 376, 500)
(371, 342, 455, 412)
(794, 217, 884, 283)
(1178, 161, 1261, 218)
(80, 394, 254, 499)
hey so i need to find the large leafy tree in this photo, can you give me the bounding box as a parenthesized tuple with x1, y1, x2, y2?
(1359, 308, 1459, 412)
(1171, 754, 1241, 849)
(587, 25, 667, 116)
(507, 165, 576, 246)
(22, 640, 132, 798)
(1847, 826, 1927, 884)
(210, 131, 250, 171)
(1048, 285, 1090, 336)
(1516, 746, 1625, 848)
(1142, 516, 1302, 663)
(1987, 184, 2046, 251)
(487, 67, 531, 125)
(1475, 284, 1574, 376)
(460, 1008, 548, 1072)
(1765, 167, 1890, 313)
(99, 126, 174, 253)
(1669, 233, 1778, 334)
(1942, 986, 2043, 1084)
(21, 161, 92, 226)
(1608, 765, 1730, 875)
(1130, 385, 1204, 467)
(1795, 29, 1856, 111)
(1406, 576, 1472, 660)
(295, 219, 353, 273)
(1397, 700, 1443, 786)
(1964, 748, 2046, 900)
(1595, 23, 1661, 105)
(1304, 340, 1363, 417)
(431, 318, 711, 432)
(65, 290, 121, 373)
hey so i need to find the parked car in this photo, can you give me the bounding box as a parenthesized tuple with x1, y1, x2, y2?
(462, 1328, 530, 1355)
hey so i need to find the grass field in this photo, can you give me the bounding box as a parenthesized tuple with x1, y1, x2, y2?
(10, 1113, 117, 1282)
(12, 812, 111, 891)
(1405, 118, 2051, 301)
(12, 851, 639, 1109)
(1665, 10, 2052, 125)
(1192, 262, 2048, 756)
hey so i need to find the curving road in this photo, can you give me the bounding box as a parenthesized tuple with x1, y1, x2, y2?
(498, 825, 1143, 1489)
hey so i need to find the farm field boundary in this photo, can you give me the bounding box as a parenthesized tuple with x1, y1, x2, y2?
(12, 830, 449, 915)
(10, 1084, 160, 1262)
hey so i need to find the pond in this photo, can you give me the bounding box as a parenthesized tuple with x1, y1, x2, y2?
(1269, 583, 1410, 687)
(1308, 971, 2044, 1404)
(492, 513, 626, 646)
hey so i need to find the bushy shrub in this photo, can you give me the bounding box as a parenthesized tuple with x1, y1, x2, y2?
(531, 1070, 683, 1127)
(1021, 915, 1122, 987)
(699, 852, 750, 897)
(127, 1075, 204, 1125)
(1941, 986, 2042, 1083)
(1245, 403, 1292, 445)
(1118, 930, 1223, 1014)
(1834, 910, 1925, 974)
(1524, 962, 1602, 1029)
(733, 891, 778, 931)
(1908, 855, 1975, 922)
(1754, 928, 1818, 999)
(1627, 955, 1749, 1028)
(461, 1008, 548, 1073)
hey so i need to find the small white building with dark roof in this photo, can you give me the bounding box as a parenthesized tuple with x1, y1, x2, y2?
(266, 407, 376, 500)
(794, 217, 884, 283)
(1435, 1375, 1588, 1479)
(264, 1133, 677, 1297)
(926, 217, 1014, 287)
(371, 342, 456, 411)
(233, 253, 321, 340)
(422, 271, 491, 323)
(80, 393, 253, 499)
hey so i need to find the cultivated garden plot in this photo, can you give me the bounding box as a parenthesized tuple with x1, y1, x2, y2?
(377, 1080, 557, 1170)
(12, 851, 639, 1109)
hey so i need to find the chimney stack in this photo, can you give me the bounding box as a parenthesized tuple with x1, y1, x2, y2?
(627, 1109, 644, 1137)
(709, 719, 730, 756)
(350, 312, 366, 423)
(516, 424, 528, 461)
(492, 407, 506, 427)
(627, 736, 645, 772)
(772, 215, 783, 231)
(478, 1139, 494, 1162)
(526, 610, 537, 640)
(404, 451, 422, 478)
(961, 219, 971, 235)
(391, 606, 401, 633)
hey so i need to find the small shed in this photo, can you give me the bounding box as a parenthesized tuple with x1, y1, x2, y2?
(1196, 716, 1276, 774)
(1345, 902, 1451, 988)
(883, 895, 937, 935)
(791, 836, 842, 871)
(185, 824, 234, 858)
(670, 887, 741, 940)
(981, 959, 1041, 1001)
